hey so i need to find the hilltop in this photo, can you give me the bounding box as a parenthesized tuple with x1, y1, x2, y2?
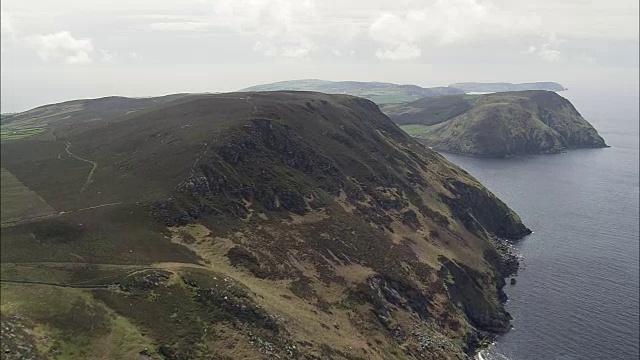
(240, 79, 464, 104)
(1, 91, 529, 359)
(448, 82, 566, 93)
(384, 91, 607, 157)
(0, 94, 191, 141)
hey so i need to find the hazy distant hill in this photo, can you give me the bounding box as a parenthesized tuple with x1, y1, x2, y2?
(241, 79, 465, 104)
(448, 82, 566, 93)
(1, 91, 529, 359)
(384, 90, 606, 157)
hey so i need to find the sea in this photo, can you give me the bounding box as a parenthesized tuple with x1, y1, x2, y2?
(443, 87, 640, 360)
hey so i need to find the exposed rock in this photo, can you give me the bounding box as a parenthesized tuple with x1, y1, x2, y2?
(119, 270, 172, 291)
(439, 256, 513, 334)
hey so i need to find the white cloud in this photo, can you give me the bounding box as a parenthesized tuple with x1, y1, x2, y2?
(206, 0, 319, 58)
(100, 49, 116, 62)
(537, 48, 560, 62)
(204, 0, 372, 58)
(2, 10, 116, 65)
(26, 31, 94, 64)
(254, 39, 313, 58)
(149, 22, 210, 31)
(376, 44, 421, 60)
(580, 53, 596, 65)
(1, 10, 16, 35)
(1, 0, 634, 67)
(368, 0, 542, 60)
(527, 33, 564, 62)
(1, 10, 19, 44)
(369, 13, 421, 60)
(66, 51, 92, 64)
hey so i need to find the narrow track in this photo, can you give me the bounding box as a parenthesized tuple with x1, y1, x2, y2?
(62, 141, 97, 193)
(0, 279, 112, 289)
(0, 202, 122, 227)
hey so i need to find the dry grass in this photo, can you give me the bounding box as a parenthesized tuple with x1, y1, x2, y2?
(165, 222, 401, 359)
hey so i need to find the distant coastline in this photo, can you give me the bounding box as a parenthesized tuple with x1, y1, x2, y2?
(449, 82, 566, 92)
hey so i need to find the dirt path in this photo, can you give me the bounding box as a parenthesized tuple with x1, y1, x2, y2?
(189, 145, 208, 179)
(62, 141, 97, 193)
(0, 279, 112, 289)
(246, 96, 258, 114)
(151, 262, 209, 271)
(0, 261, 206, 289)
(1, 201, 123, 227)
(74, 202, 122, 212)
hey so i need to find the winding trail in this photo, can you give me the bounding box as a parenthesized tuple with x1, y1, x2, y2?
(189, 145, 208, 179)
(0, 261, 206, 289)
(246, 96, 258, 115)
(62, 141, 97, 193)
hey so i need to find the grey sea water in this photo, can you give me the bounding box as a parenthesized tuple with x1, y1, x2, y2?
(443, 87, 640, 360)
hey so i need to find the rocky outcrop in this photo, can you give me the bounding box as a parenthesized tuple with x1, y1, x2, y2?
(442, 180, 531, 239)
(439, 256, 512, 334)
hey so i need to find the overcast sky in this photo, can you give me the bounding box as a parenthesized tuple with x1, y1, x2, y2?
(2, 0, 638, 112)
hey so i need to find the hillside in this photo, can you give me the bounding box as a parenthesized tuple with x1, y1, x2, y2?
(240, 79, 465, 104)
(385, 91, 607, 157)
(0, 94, 191, 141)
(1, 92, 530, 359)
(448, 82, 566, 93)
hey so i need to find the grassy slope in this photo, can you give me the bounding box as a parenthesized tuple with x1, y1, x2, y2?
(240, 79, 465, 104)
(1, 167, 56, 224)
(1, 91, 529, 359)
(385, 91, 607, 157)
(0, 94, 191, 143)
(383, 95, 475, 126)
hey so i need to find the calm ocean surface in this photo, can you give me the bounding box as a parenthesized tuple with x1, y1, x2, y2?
(442, 87, 639, 360)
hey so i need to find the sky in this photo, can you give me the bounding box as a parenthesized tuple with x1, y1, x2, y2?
(1, 0, 638, 112)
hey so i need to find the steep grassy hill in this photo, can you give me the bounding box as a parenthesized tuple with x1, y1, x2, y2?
(240, 79, 464, 104)
(448, 82, 566, 93)
(1, 92, 530, 359)
(386, 91, 607, 157)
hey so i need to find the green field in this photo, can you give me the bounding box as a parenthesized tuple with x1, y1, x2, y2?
(0, 125, 46, 141)
(399, 124, 430, 136)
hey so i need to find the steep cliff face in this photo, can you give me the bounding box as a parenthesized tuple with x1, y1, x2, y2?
(386, 91, 607, 157)
(1, 92, 529, 359)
